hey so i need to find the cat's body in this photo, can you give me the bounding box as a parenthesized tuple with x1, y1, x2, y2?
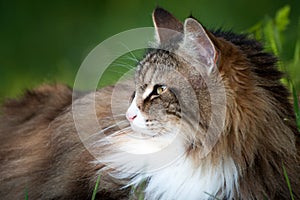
(0, 8, 299, 200)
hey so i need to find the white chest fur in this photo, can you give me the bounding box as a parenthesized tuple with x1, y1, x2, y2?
(129, 157, 239, 200)
(98, 133, 239, 200)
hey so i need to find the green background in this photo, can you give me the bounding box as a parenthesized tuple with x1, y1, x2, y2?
(0, 0, 299, 99)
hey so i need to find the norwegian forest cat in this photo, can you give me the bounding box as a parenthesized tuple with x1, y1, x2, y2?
(0, 7, 299, 200)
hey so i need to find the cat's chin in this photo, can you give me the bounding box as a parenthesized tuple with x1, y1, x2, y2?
(130, 123, 159, 138)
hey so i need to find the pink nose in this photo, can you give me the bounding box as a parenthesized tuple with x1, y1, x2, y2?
(126, 112, 137, 122)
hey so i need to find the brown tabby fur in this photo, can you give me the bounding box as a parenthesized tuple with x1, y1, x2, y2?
(0, 85, 130, 199)
(0, 8, 300, 200)
(206, 32, 300, 199)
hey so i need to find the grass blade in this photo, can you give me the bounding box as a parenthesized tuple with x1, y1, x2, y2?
(24, 187, 28, 200)
(129, 178, 146, 200)
(282, 163, 295, 200)
(292, 37, 300, 132)
(291, 83, 300, 132)
(91, 174, 101, 200)
(137, 179, 147, 200)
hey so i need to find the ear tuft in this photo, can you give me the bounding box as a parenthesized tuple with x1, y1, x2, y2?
(152, 8, 183, 44)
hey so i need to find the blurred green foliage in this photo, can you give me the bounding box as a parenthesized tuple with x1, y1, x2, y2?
(249, 5, 300, 130)
(0, 0, 299, 99)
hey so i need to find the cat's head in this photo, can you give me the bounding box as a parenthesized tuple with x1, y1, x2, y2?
(125, 8, 228, 156)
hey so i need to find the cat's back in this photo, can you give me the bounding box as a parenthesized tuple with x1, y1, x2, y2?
(0, 84, 130, 199)
(0, 84, 74, 160)
(0, 84, 72, 126)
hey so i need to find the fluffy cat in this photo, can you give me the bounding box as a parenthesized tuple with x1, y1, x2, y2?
(0, 8, 299, 200)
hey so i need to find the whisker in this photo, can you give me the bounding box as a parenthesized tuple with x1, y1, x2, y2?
(82, 120, 130, 142)
(113, 62, 136, 70)
(120, 55, 140, 63)
(108, 126, 132, 137)
(112, 114, 127, 117)
(107, 69, 129, 75)
(118, 42, 139, 63)
(108, 120, 129, 127)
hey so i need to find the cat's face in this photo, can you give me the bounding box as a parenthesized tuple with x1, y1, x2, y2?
(126, 50, 184, 137)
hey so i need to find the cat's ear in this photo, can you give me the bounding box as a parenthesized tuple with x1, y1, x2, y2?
(182, 18, 219, 73)
(152, 7, 183, 44)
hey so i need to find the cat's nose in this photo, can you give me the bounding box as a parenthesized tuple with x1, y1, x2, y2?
(126, 96, 139, 122)
(126, 112, 137, 121)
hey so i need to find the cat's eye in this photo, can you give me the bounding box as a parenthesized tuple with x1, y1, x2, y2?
(144, 85, 167, 101)
(154, 85, 167, 95)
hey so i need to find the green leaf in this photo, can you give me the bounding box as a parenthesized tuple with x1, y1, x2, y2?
(275, 5, 290, 32)
(263, 17, 280, 56)
(294, 37, 300, 66)
(249, 5, 291, 59)
(247, 21, 263, 41)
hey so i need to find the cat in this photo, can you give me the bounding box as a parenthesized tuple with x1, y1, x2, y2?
(0, 7, 299, 200)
